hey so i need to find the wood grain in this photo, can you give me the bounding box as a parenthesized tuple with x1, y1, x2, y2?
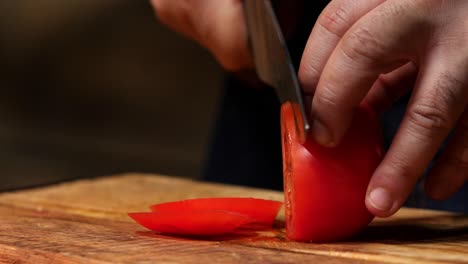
(0, 174, 466, 264)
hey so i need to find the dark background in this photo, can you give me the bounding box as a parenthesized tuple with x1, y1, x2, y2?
(0, 1, 224, 190)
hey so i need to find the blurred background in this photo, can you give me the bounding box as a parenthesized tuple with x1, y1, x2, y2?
(0, 0, 225, 190)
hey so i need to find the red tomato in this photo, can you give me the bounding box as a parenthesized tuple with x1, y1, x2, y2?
(129, 197, 282, 236)
(150, 198, 282, 225)
(281, 102, 384, 242)
(128, 211, 251, 236)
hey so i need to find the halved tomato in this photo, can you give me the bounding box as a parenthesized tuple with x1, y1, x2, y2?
(281, 102, 384, 242)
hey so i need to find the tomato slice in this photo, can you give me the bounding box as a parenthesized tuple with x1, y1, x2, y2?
(150, 198, 282, 225)
(128, 210, 252, 236)
(129, 197, 283, 236)
(281, 102, 384, 242)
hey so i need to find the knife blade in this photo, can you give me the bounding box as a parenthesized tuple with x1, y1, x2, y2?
(244, 0, 310, 143)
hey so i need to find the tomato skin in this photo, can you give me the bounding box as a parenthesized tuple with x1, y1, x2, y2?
(150, 198, 282, 226)
(281, 102, 384, 242)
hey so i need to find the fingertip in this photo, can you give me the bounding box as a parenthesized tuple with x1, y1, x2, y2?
(365, 161, 416, 218)
(311, 119, 336, 147)
(366, 187, 397, 217)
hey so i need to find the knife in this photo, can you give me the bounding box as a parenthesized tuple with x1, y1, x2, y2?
(244, 0, 310, 143)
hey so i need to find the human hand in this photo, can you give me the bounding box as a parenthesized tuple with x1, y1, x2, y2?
(150, 0, 307, 72)
(150, 0, 251, 71)
(299, 0, 468, 217)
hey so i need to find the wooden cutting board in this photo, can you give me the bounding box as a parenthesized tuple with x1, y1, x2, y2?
(0, 174, 466, 264)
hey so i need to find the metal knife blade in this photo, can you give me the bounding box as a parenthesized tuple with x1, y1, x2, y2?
(244, 0, 310, 143)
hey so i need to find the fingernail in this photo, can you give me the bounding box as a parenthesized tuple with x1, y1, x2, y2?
(311, 119, 334, 147)
(368, 187, 393, 212)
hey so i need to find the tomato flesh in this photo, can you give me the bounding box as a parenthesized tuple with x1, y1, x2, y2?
(150, 198, 282, 226)
(128, 210, 251, 236)
(281, 102, 384, 242)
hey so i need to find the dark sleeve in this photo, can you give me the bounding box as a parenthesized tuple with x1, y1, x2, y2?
(202, 75, 283, 190)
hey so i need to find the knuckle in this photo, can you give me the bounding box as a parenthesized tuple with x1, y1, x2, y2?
(317, 5, 350, 37)
(315, 85, 340, 108)
(340, 26, 386, 63)
(407, 102, 451, 136)
(406, 72, 463, 137)
(387, 154, 412, 180)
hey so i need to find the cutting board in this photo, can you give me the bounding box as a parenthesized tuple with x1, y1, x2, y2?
(0, 174, 466, 263)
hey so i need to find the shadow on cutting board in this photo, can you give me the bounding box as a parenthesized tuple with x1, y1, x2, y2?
(358, 214, 468, 243)
(132, 215, 467, 244)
